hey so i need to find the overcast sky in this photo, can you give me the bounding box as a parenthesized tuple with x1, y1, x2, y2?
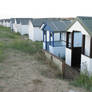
(0, 0, 92, 19)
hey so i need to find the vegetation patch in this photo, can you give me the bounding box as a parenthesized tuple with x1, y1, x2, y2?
(0, 49, 5, 62)
(71, 73, 92, 92)
(0, 42, 6, 62)
(0, 26, 20, 39)
(9, 40, 42, 54)
(0, 26, 10, 31)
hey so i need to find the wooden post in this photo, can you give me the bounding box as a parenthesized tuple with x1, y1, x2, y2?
(49, 31, 51, 45)
(52, 32, 54, 47)
(60, 32, 61, 40)
(71, 32, 74, 49)
(45, 31, 47, 50)
(43, 31, 44, 42)
(82, 35, 85, 55)
(90, 37, 92, 58)
(66, 32, 69, 48)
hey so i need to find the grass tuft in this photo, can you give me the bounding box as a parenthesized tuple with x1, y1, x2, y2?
(71, 73, 92, 91)
(0, 48, 5, 62)
(0, 26, 20, 39)
(0, 26, 10, 31)
(9, 40, 42, 54)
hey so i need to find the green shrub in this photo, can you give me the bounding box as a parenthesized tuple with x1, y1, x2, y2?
(71, 73, 92, 91)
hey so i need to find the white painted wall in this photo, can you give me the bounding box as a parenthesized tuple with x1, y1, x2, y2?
(29, 21, 43, 41)
(49, 45, 65, 58)
(13, 23, 21, 33)
(33, 27, 43, 41)
(6, 22, 10, 27)
(89, 59, 92, 76)
(81, 55, 92, 76)
(28, 21, 34, 40)
(65, 48, 72, 66)
(2, 20, 6, 26)
(43, 42, 46, 49)
(12, 24, 17, 32)
(0, 22, 2, 25)
(85, 36, 90, 56)
(19, 25, 29, 35)
(47, 31, 49, 41)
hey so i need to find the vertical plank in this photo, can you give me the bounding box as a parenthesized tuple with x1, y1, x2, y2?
(82, 35, 85, 55)
(71, 32, 74, 49)
(66, 32, 69, 48)
(90, 37, 92, 58)
(45, 31, 47, 50)
(49, 31, 51, 45)
(52, 32, 54, 47)
(60, 32, 61, 40)
(43, 31, 44, 42)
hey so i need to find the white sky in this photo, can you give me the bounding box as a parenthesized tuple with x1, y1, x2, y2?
(0, 0, 92, 19)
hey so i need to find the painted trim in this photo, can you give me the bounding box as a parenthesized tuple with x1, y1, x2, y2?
(82, 35, 85, 55)
(49, 31, 51, 45)
(71, 32, 74, 48)
(43, 31, 44, 42)
(66, 32, 69, 48)
(52, 32, 54, 47)
(45, 31, 47, 50)
(60, 32, 61, 40)
(90, 37, 92, 58)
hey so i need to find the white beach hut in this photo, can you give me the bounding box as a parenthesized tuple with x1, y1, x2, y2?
(66, 16, 92, 76)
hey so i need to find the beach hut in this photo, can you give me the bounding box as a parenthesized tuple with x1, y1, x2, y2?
(66, 16, 92, 75)
(42, 19, 72, 59)
(19, 18, 31, 35)
(10, 18, 22, 33)
(5, 19, 10, 27)
(29, 18, 61, 41)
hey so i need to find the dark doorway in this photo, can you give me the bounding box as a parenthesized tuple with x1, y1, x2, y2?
(71, 47, 81, 69)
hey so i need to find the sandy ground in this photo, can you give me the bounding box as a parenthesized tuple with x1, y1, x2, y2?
(0, 48, 89, 92)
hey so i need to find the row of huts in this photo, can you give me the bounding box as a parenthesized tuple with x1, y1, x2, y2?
(0, 18, 61, 41)
(0, 16, 92, 76)
(42, 16, 92, 76)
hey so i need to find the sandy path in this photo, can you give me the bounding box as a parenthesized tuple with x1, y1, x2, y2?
(0, 49, 88, 92)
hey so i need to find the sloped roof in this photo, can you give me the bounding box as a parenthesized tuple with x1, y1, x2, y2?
(31, 18, 61, 27)
(77, 16, 92, 36)
(43, 19, 72, 32)
(67, 16, 92, 36)
(10, 18, 32, 25)
(19, 18, 32, 25)
(9, 18, 73, 28)
(10, 18, 15, 24)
